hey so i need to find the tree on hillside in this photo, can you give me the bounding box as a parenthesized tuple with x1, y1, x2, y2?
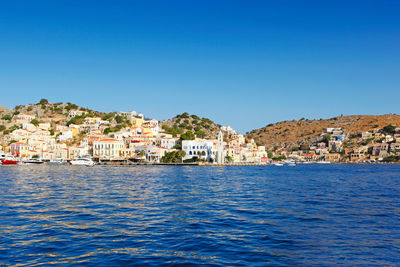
(1, 115, 12, 121)
(31, 119, 39, 126)
(65, 102, 78, 111)
(323, 134, 331, 144)
(115, 115, 124, 124)
(67, 115, 85, 126)
(181, 130, 195, 140)
(102, 113, 114, 121)
(179, 112, 189, 119)
(383, 125, 396, 135)
(39, 99, 49, 105)
(195, 130, 206, 138)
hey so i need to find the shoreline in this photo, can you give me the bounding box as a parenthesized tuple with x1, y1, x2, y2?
(2, 162, 398, 167)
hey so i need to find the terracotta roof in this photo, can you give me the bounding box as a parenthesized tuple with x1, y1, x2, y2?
(99, 138, 119, 142)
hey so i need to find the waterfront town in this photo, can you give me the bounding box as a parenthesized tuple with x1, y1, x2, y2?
(0, 100, 400, 165)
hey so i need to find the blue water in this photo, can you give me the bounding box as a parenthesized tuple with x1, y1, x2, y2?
(0, 165, 399, 266)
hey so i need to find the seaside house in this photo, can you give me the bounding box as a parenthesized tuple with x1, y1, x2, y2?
(304, 153, 315, 162)
(182, 139, 216, 162)
(136, 145, 166, 162)
(156, 137, 177, 150)
(10, 142, 30, 158)
(325, 153, 341, 162)
(68, 146, 89, 159)
(93, 138, 125, 160)
(390, 142, 400, 154)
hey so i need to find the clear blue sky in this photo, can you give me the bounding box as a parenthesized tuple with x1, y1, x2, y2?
(1, 1, 399, 133)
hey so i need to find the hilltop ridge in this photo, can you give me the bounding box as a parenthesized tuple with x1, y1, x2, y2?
(160, 112, 222, 139)
(247, 114, 400, 150)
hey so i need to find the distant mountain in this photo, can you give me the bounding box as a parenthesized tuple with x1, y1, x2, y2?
(161, 112, 222, 139)
(247, 114, 400, 150)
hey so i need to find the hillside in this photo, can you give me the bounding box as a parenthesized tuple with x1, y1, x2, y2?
(0, 100, 101, 124)
(0, 99, 108, 139)
(160, 112, 222, 139)
(247, 114, 400, 150)
(0, 105, 8, 112)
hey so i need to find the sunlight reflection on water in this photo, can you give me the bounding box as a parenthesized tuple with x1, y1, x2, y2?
(0, 164, 399, 266)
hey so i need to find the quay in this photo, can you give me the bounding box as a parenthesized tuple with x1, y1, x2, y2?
(95, 160, 267, 166)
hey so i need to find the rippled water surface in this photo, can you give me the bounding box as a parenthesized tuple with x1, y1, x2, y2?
(0, 164, 399, 266)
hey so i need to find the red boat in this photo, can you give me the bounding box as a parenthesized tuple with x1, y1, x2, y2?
(1, 159, 20, 165)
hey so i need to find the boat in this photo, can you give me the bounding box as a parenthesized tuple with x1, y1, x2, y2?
(316, 161, 331, 164)
(70, 158, 95, 167)
(21, 158, 45, 165)
(273, 162, 284, 166)
(1, 156, 20, 165)
(286, 161, 296, 166)
(48, 159, 67, 165)
(0, 151, 6, 161)
(1, 159, 20, 165)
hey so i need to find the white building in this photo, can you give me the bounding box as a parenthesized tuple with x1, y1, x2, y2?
(216, 131, 224, 164)
(68, 110, 88, 118)
(22, 123, 36, 131)
(38, 123, 51, 130)
(182, 139, 216, 162)
(57, 130, 73, 141)
(15, 113, 36, 122)
(221, 125, 236, 135)
(157, 137, 177, 149)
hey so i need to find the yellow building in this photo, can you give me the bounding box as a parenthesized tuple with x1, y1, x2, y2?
(93, 138, 125, 160)
(131, 117, 144, 127)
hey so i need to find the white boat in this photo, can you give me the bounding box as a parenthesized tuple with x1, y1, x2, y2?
(48, 159, 67, 165)
(21, 158, 45, 165)
(70, 158, 95, 166)
(273, 162, 284, 166)
(286, 161, 296, 166)
(316, 161, 331, 164)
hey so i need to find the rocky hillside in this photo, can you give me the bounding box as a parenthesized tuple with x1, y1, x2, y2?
(247, 115, 400, 150)
(0, 99, 105, 136)
(161, 112, 222, 139)
(0, 105, 8, 112)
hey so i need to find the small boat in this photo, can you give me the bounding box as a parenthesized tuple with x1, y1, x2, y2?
(22, 158, 45, 165)
(287, 162, 296, 166)
(1, 155, 20, 165)
(273, 162, 284, 166)
(316, 161, 331, 164)
(1, 159, 20, 165)
(70, 158, 95, 167)
(48, 159, 67, 165)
